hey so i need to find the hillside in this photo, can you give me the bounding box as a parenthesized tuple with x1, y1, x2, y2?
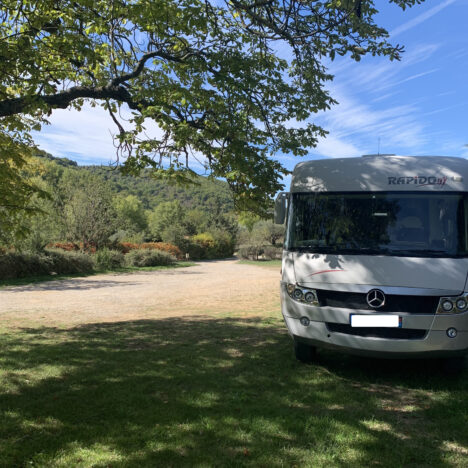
(35, 151, 235, 213)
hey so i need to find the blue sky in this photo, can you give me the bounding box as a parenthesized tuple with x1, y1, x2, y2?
(34, 0, 468, 172)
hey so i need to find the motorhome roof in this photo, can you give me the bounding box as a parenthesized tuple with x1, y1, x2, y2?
(291, 155, 468, 192)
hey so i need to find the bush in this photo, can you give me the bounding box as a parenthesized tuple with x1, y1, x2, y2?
(0, 250, 94, 280)
(140, 243, 182, 259)
(94, 249, 125, 271)
(118, 242, 182, 259)
(210, 230, 235, 258)
(124, 249, 176, 267)
(186, 232, 235, 260)
(237, 245, 261, 260)
(262, 245, 282, 260)
(46, 249, 95, 274)
(236, 244, 281, 261)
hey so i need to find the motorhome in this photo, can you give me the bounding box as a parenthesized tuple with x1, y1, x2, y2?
(275, 155, 468, 364)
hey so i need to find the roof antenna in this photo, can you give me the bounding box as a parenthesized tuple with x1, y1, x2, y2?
(378, 137, 381, 155)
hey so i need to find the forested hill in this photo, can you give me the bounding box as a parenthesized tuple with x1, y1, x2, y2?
(35, 151, 235, 213)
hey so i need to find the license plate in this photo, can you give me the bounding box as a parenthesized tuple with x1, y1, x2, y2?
(350, 314, 401, 328)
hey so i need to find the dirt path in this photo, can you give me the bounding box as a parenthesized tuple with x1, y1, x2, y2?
(0, 260, 281, 327)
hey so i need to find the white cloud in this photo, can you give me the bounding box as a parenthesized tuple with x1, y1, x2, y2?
(34, 103, 126, 163)
(390, 0, 457, 38)
(33, 102, 165, 165)
(310, 134, 362, 158)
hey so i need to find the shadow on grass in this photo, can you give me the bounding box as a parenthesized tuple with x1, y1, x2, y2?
(0, 261, 197, 292)
(0, 263, 198, 292)
(0, 318, 466, 467)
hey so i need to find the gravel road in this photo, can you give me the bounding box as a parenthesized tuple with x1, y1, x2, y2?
(0, 260, 281, 327)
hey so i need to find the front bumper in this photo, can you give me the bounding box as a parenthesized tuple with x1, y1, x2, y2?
(281, 283, 468, 358)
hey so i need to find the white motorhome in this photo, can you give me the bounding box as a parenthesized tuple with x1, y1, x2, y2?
(275, 155, 468, 364)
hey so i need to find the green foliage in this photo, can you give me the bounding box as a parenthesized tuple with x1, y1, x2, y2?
(262, 245, 282, 260)
(63, 174, 117, 250)
(0, 249, 94, 280)
(238, 211, 261, 232)
(82, 164, 235, 214)
(2, 153, 238, 262)
(125, 249, 175, 267)
(95, 248, 125, 271)
(186, 230, 235, 259)
(113, 195, 148, 235)
(0, 0, 422, 213)
(12, 178, 64, 252)
(0, 139, 49, 243)
(148, 201, 185, 241)
(237, 219, 284, 260)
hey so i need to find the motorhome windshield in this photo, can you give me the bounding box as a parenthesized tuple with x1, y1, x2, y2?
(287, 192, 468, 257)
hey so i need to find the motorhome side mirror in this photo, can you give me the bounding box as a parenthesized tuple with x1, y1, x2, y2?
(274, 192, 288, 224)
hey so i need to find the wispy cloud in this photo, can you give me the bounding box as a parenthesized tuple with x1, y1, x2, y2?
(306, 80, 429, 159)
(309, 134, 363, 158)
(390, 0, 457, 38)
(376, 67, 440, 92)
(327, 43, 441, 101)
(34, 104, 118, 164)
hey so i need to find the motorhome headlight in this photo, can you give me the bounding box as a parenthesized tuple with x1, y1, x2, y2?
(304, 291, 316, 303)
(437, 293, 468, 314)
(441, 300, 454, 312)
(286, 284, 319, 305)
(293, 289, 304, 300)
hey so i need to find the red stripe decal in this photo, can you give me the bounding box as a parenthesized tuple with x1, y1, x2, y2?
(308, 269, 347, 276)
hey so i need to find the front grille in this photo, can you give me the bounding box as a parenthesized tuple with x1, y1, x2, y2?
(326, 323, 427, 340)
(316, 289, 439, 314)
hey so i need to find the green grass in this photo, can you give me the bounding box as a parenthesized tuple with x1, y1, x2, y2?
(0, 314, 466, 467)
(238, 259, 282, 267)
(0, 262, 196, 288)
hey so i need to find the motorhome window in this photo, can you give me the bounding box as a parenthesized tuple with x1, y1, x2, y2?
(286, 192, 468, 257)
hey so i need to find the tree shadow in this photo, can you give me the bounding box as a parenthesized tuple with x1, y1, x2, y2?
(0, 317, 466, 466)
(2, 279, 141, 292)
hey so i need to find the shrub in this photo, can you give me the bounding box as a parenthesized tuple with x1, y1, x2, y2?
(186, 232, 235, 260)
(46, 249, 95, 274)
(94, 248, 125, 271)
(262, 245, 282, 260)
(124, 249, 175, 267)
(0, 250, 94, 280)
(210, 230, 235, 258)
(118, 242, 182, 259)
(237, 245, 261, 260)
(0, 252, 53, 279)
(140, 242, 182, 259)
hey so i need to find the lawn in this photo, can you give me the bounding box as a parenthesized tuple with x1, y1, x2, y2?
(0, 312, 466, 467)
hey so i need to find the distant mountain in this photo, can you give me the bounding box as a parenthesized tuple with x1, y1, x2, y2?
(34, 151, 234, 213)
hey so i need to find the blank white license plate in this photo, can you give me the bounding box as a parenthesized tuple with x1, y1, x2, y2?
(350, 315, 401, 328)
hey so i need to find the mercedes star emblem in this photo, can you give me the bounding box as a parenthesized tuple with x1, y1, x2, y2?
(366, 289, 386, 308)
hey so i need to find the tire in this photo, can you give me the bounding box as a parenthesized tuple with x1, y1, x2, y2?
(442, 356, 466, 374)
(294, 340, 317, 363)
